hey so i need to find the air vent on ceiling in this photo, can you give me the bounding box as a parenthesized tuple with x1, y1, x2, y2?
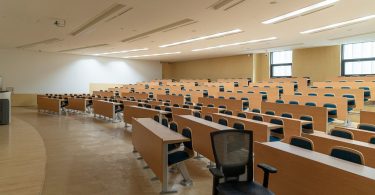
(121, 18, 196, 43)
(70, 3, 126, 36)
(162, 21, 198, 32)
(329, 31, 375, 41)
(208, 0, 247, 11)
(224, 0, 246, 11)
(105, 7, 133, 22)
(16, 38, 62, 49)
(58, 44, 109, 52)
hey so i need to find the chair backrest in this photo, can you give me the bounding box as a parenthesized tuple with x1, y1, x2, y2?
(330, 146, 364, 165)
(369, 136, 375, 144)
(173, 104, 180, 107)
(229, 97, 236, 100)
(218, 118, 228, 126)
(210, 130, 253, 180)
(153, 115, 159, 122)
(193, 106, 202, 110)
(204, 115, 213, 121)
(252, 115, 263, 121)
(294, 92, 302, 96)
(165, 107, 172, 112)
(323, 103, 337, 108)
(193, 111, 201, 118)
(275, 100, 284, 104)
(237, 112, 246, 118)
(305, 102, 316, 107)
(137, 103, 143, 107)
(300, 115, 313, 121)
(183, 105, 190, 108)
(281, 113, 293, 118)
(144, 104, 152, 108)
(218, 105, 227, 109)
(164, 103, 170, 106)
(265, 110, 275, 115)
(169, 122, 178, 132)
(330, 129, 353, 140)
(270, 118, 283, 125)
(224, 110, 233, 115)
(196, 103, 203, 106)
(207, 104, 215, 108)
(161, 118, 169, 127)
(343, 94, 354, 98)
(358, 123, 375, 132)
(252, 108, 260, 113)
(154, 106, 161, 110)
(289, 100, 299, 105)
(308, 93, 318, 96)
(182, 128, 193, 150)
(324, 93, 335, 97)
(289, 136, 314, 150)
(233, 122, 245, 130)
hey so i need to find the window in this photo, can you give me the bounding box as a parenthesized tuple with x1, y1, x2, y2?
(342, 41, 375, 76)
(270, 50, 292, 77)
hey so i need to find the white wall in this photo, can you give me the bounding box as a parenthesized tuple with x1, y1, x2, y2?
(0, 49, 162, 93)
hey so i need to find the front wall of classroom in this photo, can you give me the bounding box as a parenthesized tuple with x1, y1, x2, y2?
(293, 45, 341, 82)
(162, 54, 253, 80)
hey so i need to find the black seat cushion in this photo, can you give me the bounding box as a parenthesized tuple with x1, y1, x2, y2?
(168, 151, 190, 166)
(217, 181, 274, 195)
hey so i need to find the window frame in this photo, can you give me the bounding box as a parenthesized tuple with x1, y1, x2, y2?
(341, 43, 375, 76)
(270, 51, 293, 78)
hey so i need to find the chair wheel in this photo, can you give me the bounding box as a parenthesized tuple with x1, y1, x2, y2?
(180, 179, 193, 186)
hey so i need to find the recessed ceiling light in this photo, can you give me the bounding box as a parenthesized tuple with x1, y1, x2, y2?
(191, 37, 277, 52)
(262, 0, 339, 24)
(92, 48, 149, 55)
(300, 15, 375, 34)
(159, 29, 242, 48)
(123, 52, 181, 58)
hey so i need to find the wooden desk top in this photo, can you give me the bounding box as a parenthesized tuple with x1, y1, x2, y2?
(133, 118, 189, 144)
(262, 141, 375, 180)
(311, 131, 375, 149)
(244, 111, 312, 125)
(128, 105, 171, 114)
(178, 115, 231, 130)
(213, 113, 283, 129)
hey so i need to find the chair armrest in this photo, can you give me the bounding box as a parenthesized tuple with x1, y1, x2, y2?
(209, 168, 224, 178)
(257, 163, 277, 188)
(257, 163, 277, 174)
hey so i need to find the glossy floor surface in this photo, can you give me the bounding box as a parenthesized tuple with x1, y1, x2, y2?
(1, 107, 212, 195)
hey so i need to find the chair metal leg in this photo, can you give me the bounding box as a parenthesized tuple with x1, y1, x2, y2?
(176, 163, 193, 186)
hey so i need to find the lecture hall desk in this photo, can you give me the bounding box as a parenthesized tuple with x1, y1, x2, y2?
(173, 114, 233, 162)
(123, 105, 171, 125)
(132, 118, 189, 193)
(92, 100, 121, 121)
(37, 97, 64, 114)
(254, 141, 375, 195)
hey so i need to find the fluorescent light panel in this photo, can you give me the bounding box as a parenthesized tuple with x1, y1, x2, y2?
(159, 29, 242, 48)
(301, 15, 375, 34)
(262, 0, 339, 24)
(92, 48, 149, 55)
(192, 37, 277, 52)
(123, 52, 181, 58)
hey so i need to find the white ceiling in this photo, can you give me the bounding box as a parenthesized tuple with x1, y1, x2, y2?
(1, 0, 375, 62)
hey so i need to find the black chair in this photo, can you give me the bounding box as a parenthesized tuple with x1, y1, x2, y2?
(173, 104, 180, 107)
(305, 102, 316, 107)
(168, 122, 181, 151)
(237, 112, 246, 118)
(183, 105, 190, 108)
(300, 116, 313, 133)
(165, 107, 172, 112)
(154, 106, 161, 110)
(164, 102, 170, 106)
(252, 108, 261, 113)
(289, 100, 299, 105)
(233, 122, 245, 130)
(289, 136, 314, 150)
(193, 111, 201, 118)
(218, 118, 228, 126)
(357, 123, 375, 132)
(137, 103, 143, 107)
(209, 130, 277, 195)
(265, 110, 275, 115)
(218, 105, 227, 109)
(275, 100, 284, 104)
(281, 113, 293, 118)
(252, 115, 263, 121)
(269, 119, 283, 141)
(144, 104, 152, 108)
(224, 110, 233, 115)
(207, 104, 215, 108)
(161, 118, 169, 127)
(193, 106, 202, 110)
(330, 129, 353, 140)
(204, 115, 213, 122)
(168, 128, 194, 185)
(330, 146, 364, 165)
(369, 136, 375, 144)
